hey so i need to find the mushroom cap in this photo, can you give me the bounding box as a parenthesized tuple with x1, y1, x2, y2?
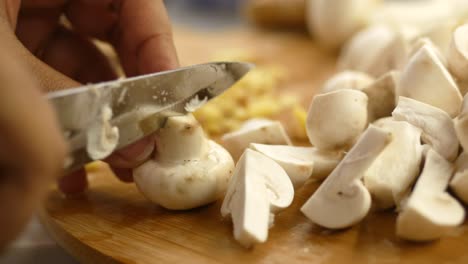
(396, 149, 465, 241)
(301, 125, 391, 229)
(134, 140, 234, 210)
(320, 71, 374, 94)
(448, 23, 468, 81)
(396, 44, 462, 117)
(306, 89, 369, 150)
(393, 97, 459, 161)
(221, 119, 292, 161)
(363, 119, 423, 209)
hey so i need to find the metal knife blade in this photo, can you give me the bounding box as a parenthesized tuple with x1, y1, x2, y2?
(47, 61, 253, 173)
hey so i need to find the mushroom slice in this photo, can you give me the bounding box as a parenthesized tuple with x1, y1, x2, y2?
(86, 104, 119, 160)
(455, 94, 468, 151)
(393, 97, 459, 161)
(396, 149, 465, 241)
(338, 25, 408, 77)
(409, 38, 446, 66)
(301, 125, 391, 229)
(363, 119, 423, 209)
(450, 152, 468, 204)
(396, 44, 462, 117)
(221, 119, 292, 161)
(221, 149, 294, 247)
(306, 89, 368, 150)
(319, 71, 374, 94)
(448, 24, 468, 83)
(133, 114, 235, 210)
(306, 0, 382, 49)
(361, 71, 399, 121)
(249, 143, 345, 188)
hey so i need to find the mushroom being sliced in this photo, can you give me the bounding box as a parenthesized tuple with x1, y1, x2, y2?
(363, 119, 423, 209)
(396, 149, 465, 241)
(392, 97, 459, 161)
(449, 152, 468, 204)
(306, 89, 368, 150)
(133, 114, 235, 210)
(221, 149, 294, 247)
(301, 125, 391, 229)
(249, 143, 345, 188)
(221, 119, 292, 161)
(396, 44, 462, 117)
(361, 71, 399, 121)
(319, 71, 374, 94)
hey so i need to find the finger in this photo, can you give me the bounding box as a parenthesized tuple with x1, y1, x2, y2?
(58, 168, 88, 195)
(110, 167, 133, 183)
(40, 26, 117, 84)
(105, 134, 155, 169)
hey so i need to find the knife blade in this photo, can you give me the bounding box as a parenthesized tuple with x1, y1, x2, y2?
(47, 61, 253, 174)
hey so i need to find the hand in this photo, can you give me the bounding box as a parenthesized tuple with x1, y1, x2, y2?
(0, 0, 178, 248)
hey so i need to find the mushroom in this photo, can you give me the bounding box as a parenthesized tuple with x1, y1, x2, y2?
(363, 119, 423, 209)
(396, 44, 462, 117)
(221, 149, 294, 248)
(221, 119, 292, 161)
(319, 71, 374, 94)
(392, 97, 459, 161)
(301, 125, 391, 229)
(86, 104, 119, 160)
(448, 24, 468, 89)
(133, 114, 235, 210)
(449, 152, 468, 204)
(408, 38, 446, 66)
(361, 71, 399, 121)
(396, 149, 465, 241)
(338, 25, 407, 77)
(249, 143, 345, 188)
(306, 89, 368, 150)
(306, 0, 383, 49)
(455, 94, 468, 151)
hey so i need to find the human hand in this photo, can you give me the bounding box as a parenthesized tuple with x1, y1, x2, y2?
(0, 0, 179, 195)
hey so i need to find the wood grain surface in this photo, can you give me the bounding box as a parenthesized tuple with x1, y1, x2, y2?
(40, 28, 468, 264)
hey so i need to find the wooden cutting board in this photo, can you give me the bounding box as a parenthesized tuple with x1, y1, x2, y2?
(39, 27, 468, 264)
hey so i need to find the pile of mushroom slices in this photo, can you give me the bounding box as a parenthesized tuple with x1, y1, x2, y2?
(217, 22, 468, 247)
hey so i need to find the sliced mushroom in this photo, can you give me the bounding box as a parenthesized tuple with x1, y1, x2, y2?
(392, 97, 459, 161)
(448, 24, 468, 84)
(363, 119, 423, 209)
(408, 37, 446, 66)
(306, 0, 382, 49)
(306, 89, 368, 150)
(396, 149, 465, 241)
(455, 94, 468, 151)
(301, 125, 391, 229)
(319, 71, 374, 94)
(396, 44, 462, 117)
(221, 149, 294, 247)
(86, 104, 119, 160)
(133, 114, 234, 210)
(449, 152, 468, 204)
(338, 25, 406, 77)
(221, 119, 292, 160)
(249, 143, 345, 188)
(361, 71, 399, 121)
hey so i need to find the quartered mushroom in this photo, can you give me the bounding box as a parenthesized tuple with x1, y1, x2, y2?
(397, 149, 465, 241)
(306, 89, 368, 150)
(396, 44, 462, 117)
(319, 71, 374, 94)
(361, 71, 399, 121)
(455, 94, 468, 151)
(408, 37, 447, 66)
(338, 25, 407, 77)
(133, 114, 235, 210)
(448, 23, 468, 94)
(450, 152, 468, 204)
(301, 125, 391, 229)
(221, 119, 292, 160)
(306, 0, 382, 49)
(249, 143, 345, 188)
(221, 149, 294, 248)
(393, 97, 459, 161)
(363, 119, 423, 209)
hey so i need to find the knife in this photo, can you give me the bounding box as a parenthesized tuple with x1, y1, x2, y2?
(47, 62, 253, 174)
